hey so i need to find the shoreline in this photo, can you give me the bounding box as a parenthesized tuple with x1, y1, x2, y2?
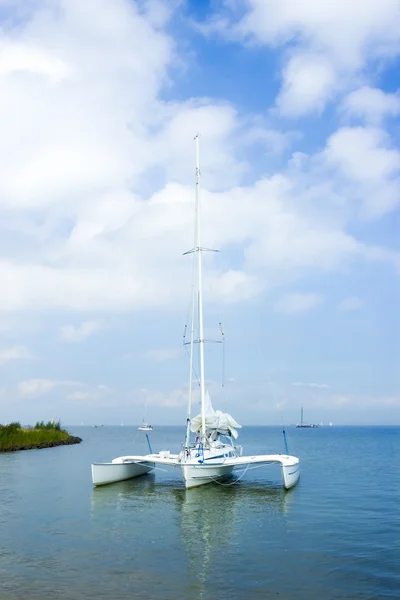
(0, 435, 82, 453)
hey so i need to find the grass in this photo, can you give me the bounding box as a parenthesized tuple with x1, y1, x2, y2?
(0, 420, 71, 451)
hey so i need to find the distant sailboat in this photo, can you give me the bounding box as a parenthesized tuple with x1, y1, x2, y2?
(296, 407, 318, 428)
(138, 421, 153, 432)
(138, 399, 153, 431)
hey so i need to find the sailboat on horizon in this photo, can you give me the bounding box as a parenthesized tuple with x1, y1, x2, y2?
(138, 421, 153, 432)
(296, 407, 318, 428)
(91, 135, 300, 490)
(138, 398, 153, 431)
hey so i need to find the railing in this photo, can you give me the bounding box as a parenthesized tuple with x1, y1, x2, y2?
(234, 445, 243, 457)
(181, 441, 243, 458)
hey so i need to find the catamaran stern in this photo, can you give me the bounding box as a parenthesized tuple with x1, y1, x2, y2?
(181, 463, 234, 489)
(281, 458, 300, 489)
(91, 457, 155, 486)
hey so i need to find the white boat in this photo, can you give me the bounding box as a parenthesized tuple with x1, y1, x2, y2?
(91, 456, 155, 486)
(138, 397, 153, 431)
(91, 135, 300, 490)
(138, 423, 153, 431)
(296, 407, 318, 428)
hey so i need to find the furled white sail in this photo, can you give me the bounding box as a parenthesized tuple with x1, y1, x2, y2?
(190, 392, 242, 439)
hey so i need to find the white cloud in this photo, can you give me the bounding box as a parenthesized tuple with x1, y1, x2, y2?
(140, 348, 183, 362)
(276, 53, 337, 117)
(68, 385, 114, 402)
(0, 41, 72, 81)
(323, 126, 400, 218)
(274, 292, 322, 314)
(325, 127, 400, 182)
(0, 0, 397, 319)
(0, 1, 397, 427)
(338, 297, 364, 311)
(328, 394, 400, 408)
(0, 0, 175, 210)
(207, 0, 400, 115)
(68, 391, 93, 401)
(17, 378, 78, 397)
(153, 101, 248, 190)
(238, 0, 400, 61)
(0, 345, 31, 364)
(0, 159, 398, 313)
(60, 320, 105, 342)
(342, 86, 400, 124)
(138, 386, 188, 408)
(292, 382, 329, 389)
(241, 123, 301, 154)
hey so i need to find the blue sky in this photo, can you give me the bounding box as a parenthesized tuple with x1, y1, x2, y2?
(0, 0, 399, 426)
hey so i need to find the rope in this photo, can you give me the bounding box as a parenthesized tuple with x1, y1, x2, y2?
(207, 461, 258, 486)
(122, 460, 170, 473)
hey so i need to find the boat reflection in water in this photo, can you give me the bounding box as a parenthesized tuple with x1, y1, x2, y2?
(90, 475, 293, 516)
(90, 477, 295, 598)
(90, 474, 157, 511)
(174, 483, 294, 598)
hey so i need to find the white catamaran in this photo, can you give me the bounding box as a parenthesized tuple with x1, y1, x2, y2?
(91, 135, 300, 489)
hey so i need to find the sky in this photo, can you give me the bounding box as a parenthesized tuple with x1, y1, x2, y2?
(0, 0, 399, 427)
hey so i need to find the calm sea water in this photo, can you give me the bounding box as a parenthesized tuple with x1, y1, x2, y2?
(0, 425, 398, 600)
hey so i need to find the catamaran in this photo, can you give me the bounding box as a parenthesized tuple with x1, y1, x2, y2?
(91, 135, 300, 489)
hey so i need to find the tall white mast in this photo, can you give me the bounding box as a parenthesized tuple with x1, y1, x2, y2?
(184, 178, 197, 449)
(195, 134, 206, 441)
(184, 135, 206, 447)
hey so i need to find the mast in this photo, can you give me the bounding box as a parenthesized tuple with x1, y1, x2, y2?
(195, 134, 206, 441)
(301, 407, 303, 426)
(184, 183, 197, 449)
(184, 134, 206, 447)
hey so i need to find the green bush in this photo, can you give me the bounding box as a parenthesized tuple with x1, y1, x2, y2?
(0, 420, 70, 450)
(8, 421, 21, 430)
(34, 420, 61, 430)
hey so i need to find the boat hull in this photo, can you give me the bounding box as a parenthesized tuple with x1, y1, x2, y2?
(181, 463, 234, 489)
(91, 452, 300, 490)
(92, 460, 154, 486)
(281, 458, 300, 489)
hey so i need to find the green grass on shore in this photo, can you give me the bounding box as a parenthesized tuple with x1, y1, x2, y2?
(0, 421, 71, 450)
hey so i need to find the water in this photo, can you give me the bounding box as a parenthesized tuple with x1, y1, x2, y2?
(0, 426, 398, 599)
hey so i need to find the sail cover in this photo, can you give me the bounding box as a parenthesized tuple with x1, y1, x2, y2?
(190, 392, 242, 439)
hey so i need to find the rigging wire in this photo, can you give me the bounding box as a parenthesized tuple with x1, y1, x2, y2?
(183, 324, 200, 390)
(207, 461, 270, 486)
(219, 321, 226, 401)
(199, 244, 228, 407)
